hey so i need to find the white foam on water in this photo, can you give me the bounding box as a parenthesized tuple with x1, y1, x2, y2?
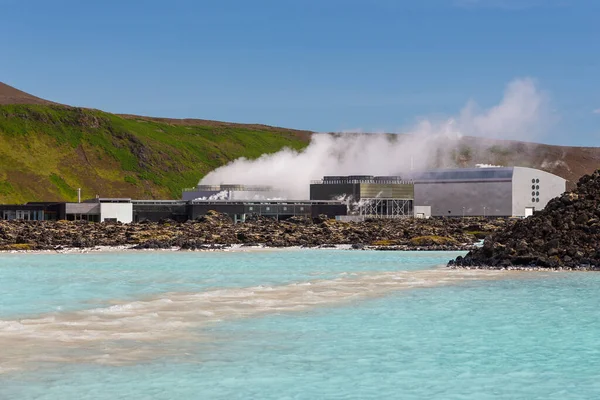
(0, 268, 512, 372)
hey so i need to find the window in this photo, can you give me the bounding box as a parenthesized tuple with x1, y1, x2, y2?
(532, 179, 536, 183)
(532, 198, 536, 203)
(531, 185, 535, 190)
(536, 185, 539, 190)
(536, 179, 540, 183)
(249, 207, 253, 211)
(536, 191, 539, 196)
(532, 191, 535, 196)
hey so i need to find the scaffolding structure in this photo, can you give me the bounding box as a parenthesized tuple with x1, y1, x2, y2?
(357, 198, 413, 218)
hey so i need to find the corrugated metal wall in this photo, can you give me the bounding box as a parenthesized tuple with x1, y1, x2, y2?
(359, 183, 414, 199)
(414, 181, 513, 217)
(310, 183, 414, 200)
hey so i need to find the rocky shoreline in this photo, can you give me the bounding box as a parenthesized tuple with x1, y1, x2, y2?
(449, 170, 600, 271)
(449, 264, 600, 272)
(0, 212, 511, 252)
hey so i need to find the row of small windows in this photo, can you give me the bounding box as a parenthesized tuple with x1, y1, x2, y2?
(530, 178, 541, 203)
(248, 206, 305, 212)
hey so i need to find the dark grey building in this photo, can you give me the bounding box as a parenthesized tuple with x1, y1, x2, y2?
(187, 200, 347, 222)
(310, 175, 414, 218)
(0, 203, 61, 221)
(2, 199, 347, 223)
(132, 200, 189, 222)
(130, 200, 347, 222)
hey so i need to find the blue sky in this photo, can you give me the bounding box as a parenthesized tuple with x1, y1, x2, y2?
(0, 0, 598, 145)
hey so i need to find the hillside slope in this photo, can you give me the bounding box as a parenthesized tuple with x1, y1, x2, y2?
(0, 104, 310, 203)
(0, 82, 59, 106)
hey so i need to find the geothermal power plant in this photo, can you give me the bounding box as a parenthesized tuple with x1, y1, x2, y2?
(0, 167, 566, 223)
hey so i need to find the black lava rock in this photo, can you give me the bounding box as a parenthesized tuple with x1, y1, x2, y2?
(449, 170, 600, 270)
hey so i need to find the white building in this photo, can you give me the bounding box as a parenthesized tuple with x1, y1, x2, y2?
(66, 198, 133, 223)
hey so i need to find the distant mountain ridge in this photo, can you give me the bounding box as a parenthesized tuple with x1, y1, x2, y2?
(0, 81, 598, 203)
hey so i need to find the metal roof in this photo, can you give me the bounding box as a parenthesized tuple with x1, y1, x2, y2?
(319, 176, 413, 184)
(189, 200, 345, 205)
(410, 167, 514, 182)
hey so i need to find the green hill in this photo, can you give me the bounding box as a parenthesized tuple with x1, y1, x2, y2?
(0, 104, 310, 203)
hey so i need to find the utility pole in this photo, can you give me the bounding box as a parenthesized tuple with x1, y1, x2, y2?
(78, 188, 81, 203)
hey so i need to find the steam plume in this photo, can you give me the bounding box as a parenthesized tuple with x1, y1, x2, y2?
(200, 78, 550, 199)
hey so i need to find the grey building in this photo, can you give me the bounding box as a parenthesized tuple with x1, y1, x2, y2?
(411, 167, 566, 217)
(310, 175, 414, 218)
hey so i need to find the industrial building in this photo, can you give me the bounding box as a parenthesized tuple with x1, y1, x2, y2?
(130, 199, 346, 223)
(0, 203, 57, 221)
(0, 198, 346, 223)
(0, 198, 133, 222)
(0, 167, 566, 222)
(309, 167, 566, 218)
(310, 175, 414, 218)
(186, 200, 346, 222)
(410, 167, 566, 217)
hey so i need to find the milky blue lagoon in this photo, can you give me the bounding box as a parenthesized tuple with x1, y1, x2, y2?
(1, 250, 599, 399)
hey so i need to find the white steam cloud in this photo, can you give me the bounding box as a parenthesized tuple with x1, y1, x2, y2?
(458, 78, 548, 140)
(200, 78, 550, 199)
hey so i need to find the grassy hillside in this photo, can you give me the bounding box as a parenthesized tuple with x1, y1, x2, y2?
(0, 104, 310, 203)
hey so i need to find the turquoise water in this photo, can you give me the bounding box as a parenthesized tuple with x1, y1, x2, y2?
(0, 250, 455, 318)
(1, 250, 600, 399)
